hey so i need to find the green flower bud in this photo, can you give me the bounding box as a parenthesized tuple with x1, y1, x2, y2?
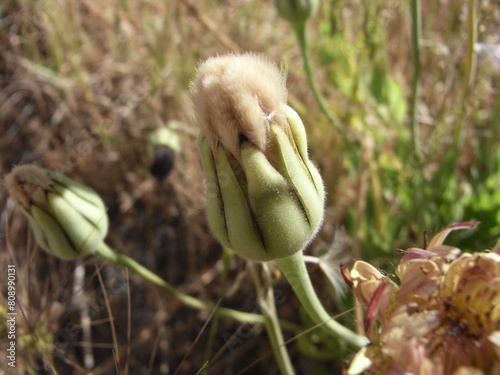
(275, 0, 319, 26)
(148, 126, 181, 154)
(5, 165, 109, 259)
(192, 53, 324, 262)
(148, 126, 181, 180)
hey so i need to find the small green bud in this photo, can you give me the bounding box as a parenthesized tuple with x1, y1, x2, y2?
(148, 126, 181, 154)
(192, 53, 324, 262)
(148, 126, 181, 180)
(275, 0, 319, 26)
(5, 165, 109, 259)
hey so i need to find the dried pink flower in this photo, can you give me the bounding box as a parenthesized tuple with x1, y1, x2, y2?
(345, 222, 500, 375)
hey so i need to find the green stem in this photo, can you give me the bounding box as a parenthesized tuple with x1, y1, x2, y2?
(95, 242, 297, 330)
(249, 263, 295, 375)
(201, 315, 219, 375)
(274, 251, 369, 348)
(409, 0, 427, 228)
(486, 87, 500, 172)
(454, 0, 477, 149)
(464, 0, 477, 93)
(409, 0, 422, 161)
(293, 22, 341, 131)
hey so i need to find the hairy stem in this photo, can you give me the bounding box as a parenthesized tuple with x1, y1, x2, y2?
(274, 251, 369, 348)
(95, 242, 298, 330)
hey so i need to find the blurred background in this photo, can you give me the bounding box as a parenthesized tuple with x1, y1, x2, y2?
(0, 0, 499, 373)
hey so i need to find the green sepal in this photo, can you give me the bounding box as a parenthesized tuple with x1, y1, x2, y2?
(305, 159, 325, 204)
(31, 206, 79, 259)
(241, 143, 311, 260)
(214, 144, 269, 261)
(285, 106, 325, 203)
(285, 106, 309, 162)
(51, 183, 109, 234)
(269, 124, 324, 232)
(199, 136, 231, 249)
(48, 171, 106, 209)
(48, 192, 105, 256)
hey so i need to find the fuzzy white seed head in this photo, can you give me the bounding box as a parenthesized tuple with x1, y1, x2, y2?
(190, 53, 288, 160)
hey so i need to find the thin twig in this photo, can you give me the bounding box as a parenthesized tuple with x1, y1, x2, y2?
(73, 261, 95, 369)
(180, 0, 241, 52)
(352, 141, 369, 335)
(174, 300, 221, 375)
(95, 266, 121, 365)
(249, 262, 296, 375)
(124, 269, 132, 375)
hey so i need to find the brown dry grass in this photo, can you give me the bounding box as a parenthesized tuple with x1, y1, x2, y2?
(0, 1, 333, 373)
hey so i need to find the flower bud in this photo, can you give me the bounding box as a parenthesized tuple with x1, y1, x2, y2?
(275, 0, 319, 26)
(148, 126, 181, 180)
(5, 164, 109, 259)
(192, 53, 324, 262)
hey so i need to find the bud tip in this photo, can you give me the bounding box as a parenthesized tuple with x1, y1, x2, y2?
(191, 53, 288, 160)
(5, 164, 52, 212)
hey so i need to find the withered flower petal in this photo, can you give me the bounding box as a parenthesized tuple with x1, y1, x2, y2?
(346, 223, 500, 374)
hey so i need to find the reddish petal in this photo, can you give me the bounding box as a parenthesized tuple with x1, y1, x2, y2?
(340, 264, 354, 288)
(427, 222, 479, 250)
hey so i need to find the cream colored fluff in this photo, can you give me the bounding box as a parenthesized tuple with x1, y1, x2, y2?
(190, 53, 288, 160)
(5, 164, 52, 212)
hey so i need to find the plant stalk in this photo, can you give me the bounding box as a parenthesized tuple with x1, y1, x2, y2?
(487, 87, 500, 172)
(249, 263, 295, 375)
(95, 242, 298, 330)
(274, 251, 369, 348)
(409, 0, 428, 229)
(409, 0, 422, 160)
(454, 0, 477, 149)
(293, 23, 341, 131)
